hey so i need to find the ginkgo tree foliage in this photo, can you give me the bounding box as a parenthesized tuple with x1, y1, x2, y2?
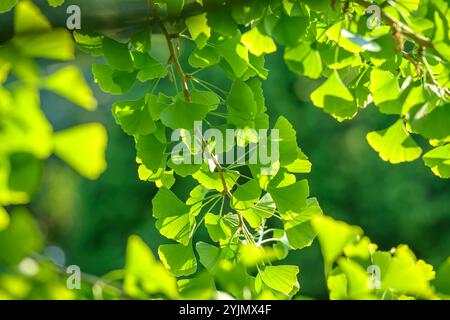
(0, 0, 449, 300)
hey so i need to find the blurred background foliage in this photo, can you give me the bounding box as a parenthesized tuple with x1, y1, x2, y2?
(25, 30, 449, 298)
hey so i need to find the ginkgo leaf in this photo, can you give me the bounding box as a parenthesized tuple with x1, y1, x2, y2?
(113, 99, 156, 136)
(284, 198, 323, 250)
(151, 188, 193, 245)
(374, 245, 435, 298)
(226, 79, 258, 128)
(185, 13, 211, 49)
(0, 0, 17, 13)
(42, 66, 97, 110)
(205, 213, 238, 243)
(131, 29, 151, 53)
(160, 98, 209, 130)
(73, 31, 104, 56)
(312, 216, 363, 267)
(188, 46, 220, 68)
(136, 134, 166, 172)
(367, 120, 422, 164)
(92, 64, 136, 95)
(241, 27, 276, 57)
(310, 71, 356, 121)
(284, 42, 323, 79)
(13, 29, 74, 61)
(410, 104, 450, 140)
(272, 15, 308, 47)
(258, 265, 299, 296)
(47, 0, 65, 7)
(53, 123, 107, 180)
(196, 241, 234, 272)
(268, 180, 309, 219)
(192, 168, 239, 193)
(133, 52, 167, 82)
(370, 69, 402, 115)
(423, 144, 450, 179)
(214, 32, 249, 78)
(14, 1, 50, 33)
(435, 257, 450, 296)
(124, 235, 178, 298)
(158, 244, 197, 277)
(102, 37, 134, 72)
(0, 207, 43, 266)
(232, 180, 261, 211)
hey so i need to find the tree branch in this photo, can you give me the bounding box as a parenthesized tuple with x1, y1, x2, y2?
(148, 0, 191, 102)
(354, 0, 439, 55)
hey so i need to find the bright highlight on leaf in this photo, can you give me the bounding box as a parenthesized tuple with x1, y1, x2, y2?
(53, 123, 108, 180)
(367, 120, 422, 164)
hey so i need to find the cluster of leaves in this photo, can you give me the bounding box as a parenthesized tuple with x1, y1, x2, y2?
(0, 0, 449, 300)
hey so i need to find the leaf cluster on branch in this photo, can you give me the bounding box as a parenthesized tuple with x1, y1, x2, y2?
(0, 0, 449, 300)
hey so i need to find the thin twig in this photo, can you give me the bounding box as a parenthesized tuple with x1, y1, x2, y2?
(354, 0, 442, 59)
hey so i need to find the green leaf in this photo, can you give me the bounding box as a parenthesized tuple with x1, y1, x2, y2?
(102, 37, 134, 72)
(42, 66, 97, 110)
(73, 31, 104, 56)
(196, 241, 234, 272)
(284, 198, 323, 250)
(113, 98, 156, 136)
(232, 180, 261, 211)
(160, 98, 209, 130)
(241, 27, 277, 57)
(47, 0, 64, 7)
(375, 245, 435, 298)
(53, 123, 108, 180)
(185, 13, 211, 49)
(284, 42, 323, 79)
(158, 244, 197, 277)
(367, 120, 422, 164)
(410, 104, 450, 140)
(312, 216, 362, 267)
(226, 79, 258, 127)
(131, 29, 151, 53)
(0, 0, 17, 13)
(92, 64, 136, 95)
(152, 188, 193, 245)
(133, 52, 167, 82)
(13, 29, 74, 61)
(136, 134, 166, 172)
(369, 69, 402, 115)
(268, 180, 309, 219)
(214, 32, 249, 78)
(0, 207, 43, 266)
(178, 272, 216, 300)
(188, 46, 220, 68)
(310, 71, 356, 121)
(0, 86, 53, 159)
(192, 168, 239, 193)
(14, 1, 50, 33)
(258, 265, 299, 296)
(273, 116, 299, 166)
(190, 89, 220, 111)
(124, 235, 178, 298)
(326, 22, 367, 53)
(273, 15, 309, 47)
(423, 144, 450, 179)
(337, 258, 374, 299)
(435, 257, 450, 296)
(205, 213, 235, 242)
